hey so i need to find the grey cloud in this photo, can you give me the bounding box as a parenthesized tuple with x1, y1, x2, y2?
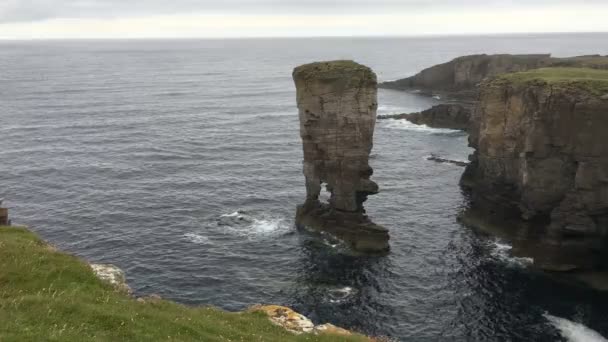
(1, 0, 605, 23)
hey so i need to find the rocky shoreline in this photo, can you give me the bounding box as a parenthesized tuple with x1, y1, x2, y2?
(377, 103, 472, 131)
(382, 54, 608, 275)
(461, 68, 608, 271)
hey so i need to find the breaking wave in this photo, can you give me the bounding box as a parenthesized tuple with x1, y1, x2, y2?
(490, 239, 534, 267)
(218, 210, 290, 238)
(380, 118, 462, 134)
(544, 313, 608, 342)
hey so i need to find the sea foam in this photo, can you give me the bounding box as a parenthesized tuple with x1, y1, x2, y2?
(380, 118, 462, 134)
(544, 313, 608, 342)
(490, 239, 534, 267)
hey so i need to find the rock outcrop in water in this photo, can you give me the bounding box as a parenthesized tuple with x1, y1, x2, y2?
(0, 199, 8, 226)
(377, 103, 471, 131)
(461, 67, 608, 270)
(293, 60, 389, 253)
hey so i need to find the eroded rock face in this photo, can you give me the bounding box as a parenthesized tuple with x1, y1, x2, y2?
(461, 77, 608, 269)
(379, 54, 608, 100)
(90, 263, 132, 294)
(249, 305, 375, 340)
(380, 54, 553, 98)
(293, 61, 389, 253)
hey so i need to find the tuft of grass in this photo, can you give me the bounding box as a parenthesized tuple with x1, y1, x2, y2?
(497, 67, 608, 95)
(0, 226, 370, 342)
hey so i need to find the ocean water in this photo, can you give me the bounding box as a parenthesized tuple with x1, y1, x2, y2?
(2, 33, 608, 341)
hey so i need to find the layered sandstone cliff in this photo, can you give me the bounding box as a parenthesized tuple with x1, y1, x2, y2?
(380, 54, 608, 100)
(380, 54, 553, 98)
(293, 61, 389, 253)
(461, 67, 608, 268)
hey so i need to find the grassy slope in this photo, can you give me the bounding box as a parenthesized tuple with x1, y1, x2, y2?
(498, 67, 608, 95)
(0, 226, 368, 342)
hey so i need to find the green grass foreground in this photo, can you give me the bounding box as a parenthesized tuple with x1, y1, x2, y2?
(499, 67, 608, 95)
(0, 226, 369, 342)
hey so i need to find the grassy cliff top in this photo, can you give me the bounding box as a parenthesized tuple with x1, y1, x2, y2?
(0, 226, 369, 341)
(498, 67, 608, 95)
(553, 56, 608, 69)
(293, 60, 376, 81)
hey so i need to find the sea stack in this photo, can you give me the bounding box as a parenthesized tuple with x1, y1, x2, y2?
(461, 67, 608, 270)
(293, 60, 389, 253)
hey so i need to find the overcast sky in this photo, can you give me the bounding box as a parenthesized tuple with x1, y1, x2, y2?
(1, 0, 608, 39)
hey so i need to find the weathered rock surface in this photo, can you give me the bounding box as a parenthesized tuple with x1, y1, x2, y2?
(249, 305, 315, 334)
(377, 103, 471, 131)
(249, 305, 380, 340)
(461, 69, 608, 270)
(380, 54, 553, 98)
(90, 263, 132, 294)
(293, 60, 389, 253)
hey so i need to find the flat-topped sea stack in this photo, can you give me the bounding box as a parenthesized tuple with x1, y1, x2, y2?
(461, 67, 608, 270)
(293, 60, 389, 253)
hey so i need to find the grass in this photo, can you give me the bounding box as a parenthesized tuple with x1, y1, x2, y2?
(554, 56, 608, 68)
(497, 67, 608, 95)
(0, 226, 370, 342)
(292, 60, 375, 81)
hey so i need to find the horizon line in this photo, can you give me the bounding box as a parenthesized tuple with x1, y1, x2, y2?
(1, 31, 607, 42)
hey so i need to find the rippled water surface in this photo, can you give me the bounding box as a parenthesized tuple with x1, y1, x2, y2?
(2, 34, 608, 341)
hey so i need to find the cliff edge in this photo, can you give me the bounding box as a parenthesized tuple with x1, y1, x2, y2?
(0, 225, 375, 341)
(380, 54, 608, 100)
(461, 67, 608, 270)
(380, 54, 553, 98)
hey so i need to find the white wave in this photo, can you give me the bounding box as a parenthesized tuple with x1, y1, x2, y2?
(433, 95, 442, 100)
(380, 118, 461, 134)
(490, 239, 534, 267)
(220, 211, 289, 238)
(183, 233, 210, 244)
(545, 313, 608, 342)
(377, 105, 412, 115)
(327, 286, 358, 303)
(250, 218, 286, 235)
(220, 211, 241, 218)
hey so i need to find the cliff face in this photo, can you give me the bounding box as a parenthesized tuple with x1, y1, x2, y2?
(293, 61, 389, 253)
(380, 54, 608, 100)
(380, 54, 553, 96)
(462, 68, 608, 262)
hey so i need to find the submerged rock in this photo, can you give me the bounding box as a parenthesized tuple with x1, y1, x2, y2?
(461, 67, 608, 270)
(377, 103, 471, 131)
(426, 154, 468, 167)
(293, 60, 389, 253)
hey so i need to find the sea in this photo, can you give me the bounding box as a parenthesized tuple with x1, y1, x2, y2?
(2, 33, 608, 341)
